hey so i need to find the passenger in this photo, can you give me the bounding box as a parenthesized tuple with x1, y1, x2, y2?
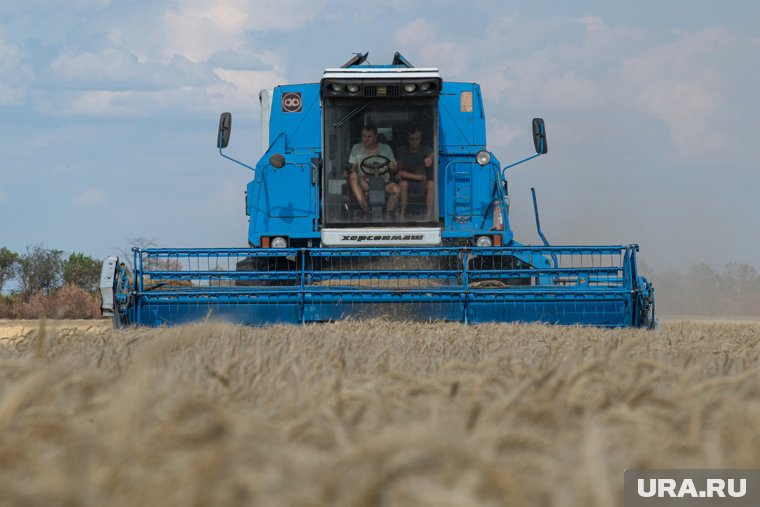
(396, 126, 434, 219)
(346, 124, 400, 216)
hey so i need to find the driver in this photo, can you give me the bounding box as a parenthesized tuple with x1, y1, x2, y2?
(346, 124, 400, 215)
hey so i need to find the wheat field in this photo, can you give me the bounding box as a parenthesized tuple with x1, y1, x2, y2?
(0, 318, 759, 506)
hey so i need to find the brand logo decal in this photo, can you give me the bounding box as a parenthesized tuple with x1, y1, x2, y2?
(341, 235, 425, 242)
(281, 92, 302, 113)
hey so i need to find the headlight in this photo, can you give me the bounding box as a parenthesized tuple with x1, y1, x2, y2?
(419, 81, 432, 91)
(476, 150, 491, 166)
(346, 84, 360, 93)
(403, 83, 417, 93)
(330, 83, 344, 92)
(271, 236, 288, 249)
(475, 236, 493, 247)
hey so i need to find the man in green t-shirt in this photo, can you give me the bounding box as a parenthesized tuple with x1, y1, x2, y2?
(346, 124, 400, 215)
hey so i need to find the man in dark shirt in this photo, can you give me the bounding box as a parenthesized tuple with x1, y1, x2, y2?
(395, 127, 434, 220)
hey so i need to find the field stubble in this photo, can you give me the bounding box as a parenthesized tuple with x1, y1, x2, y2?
(0, 318, 759, 506)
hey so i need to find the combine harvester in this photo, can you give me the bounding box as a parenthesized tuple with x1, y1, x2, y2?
(100, 52, 655, 328)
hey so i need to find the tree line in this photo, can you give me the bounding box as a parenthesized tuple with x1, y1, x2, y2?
(0, 245, 101, 295)
(0, 245, 102, 319)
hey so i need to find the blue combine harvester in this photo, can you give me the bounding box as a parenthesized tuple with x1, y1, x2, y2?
(100, 52, 655, 328)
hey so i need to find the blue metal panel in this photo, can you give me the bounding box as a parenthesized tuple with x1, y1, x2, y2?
(436, 83, 502, 236)
(269, 84, 321, 152)
(440, 156, 503, 233)
(262, 162, 312, 218)
(138, 292, 302, 326)
(246, 84, 322, 245)
(467, 290, 630, 327)
(438, 82, 486, 152)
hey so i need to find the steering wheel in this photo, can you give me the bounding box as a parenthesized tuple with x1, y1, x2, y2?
(360, 155, 391, 177)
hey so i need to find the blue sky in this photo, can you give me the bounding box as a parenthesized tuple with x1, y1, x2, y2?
(0, 0, 758, 271)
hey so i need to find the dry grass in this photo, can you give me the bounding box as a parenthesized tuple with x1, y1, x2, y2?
(0, 319, 759, 506)
(0, 319, 111, 341)
(0, 285, 102, 320)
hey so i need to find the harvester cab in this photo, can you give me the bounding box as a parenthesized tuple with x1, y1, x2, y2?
(218, 52, 525, 249)
(100, 52, 655, 328)
(320, 61, 441, 228)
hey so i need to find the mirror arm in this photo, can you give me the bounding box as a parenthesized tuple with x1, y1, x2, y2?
(501, 152, 543, 177)
(218, 131, 256, 173)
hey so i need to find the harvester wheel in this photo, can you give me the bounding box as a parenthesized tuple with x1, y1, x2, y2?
(643, 297, 657, 330)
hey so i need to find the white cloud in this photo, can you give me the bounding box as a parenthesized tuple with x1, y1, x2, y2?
(63, 91, 139, 116)
(6, 0, 110, 10)
(486, 119, 522, 151)
(476, 16, 642, 109)
(576, 15, 607, 33)
(0, 0, 110, 17)
(73, 188, 106, 207)
(619, 27, 735, 157)
(398, 16, 750, 162)
(52, 65, 284, 117)
(497, 68, 604, 111)
(160, 0, 325, 62)
(40, 1, 305, 116)
(209, 68, 285, 107)
(0, 26, 31, 105)
(51, 48, 140, 82)
(0, 83, 24, 106)
(161, 1, 249, 62)
(66, 0, 111, 8)
(59, 71, 283, 116)
(50, 47, 214, 91)
(392, 19, 469, 78)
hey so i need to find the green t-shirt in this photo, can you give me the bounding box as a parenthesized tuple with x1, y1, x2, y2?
(349, 143, 396, 182)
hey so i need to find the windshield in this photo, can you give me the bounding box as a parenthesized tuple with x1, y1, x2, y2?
(322, 98, 437, 226)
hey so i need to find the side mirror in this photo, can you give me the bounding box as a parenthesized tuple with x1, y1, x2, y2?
(532, 118, 548, 154)
(217, 112, 231, 149)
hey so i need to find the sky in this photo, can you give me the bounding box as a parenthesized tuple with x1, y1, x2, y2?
(0, 0, 758, 272)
